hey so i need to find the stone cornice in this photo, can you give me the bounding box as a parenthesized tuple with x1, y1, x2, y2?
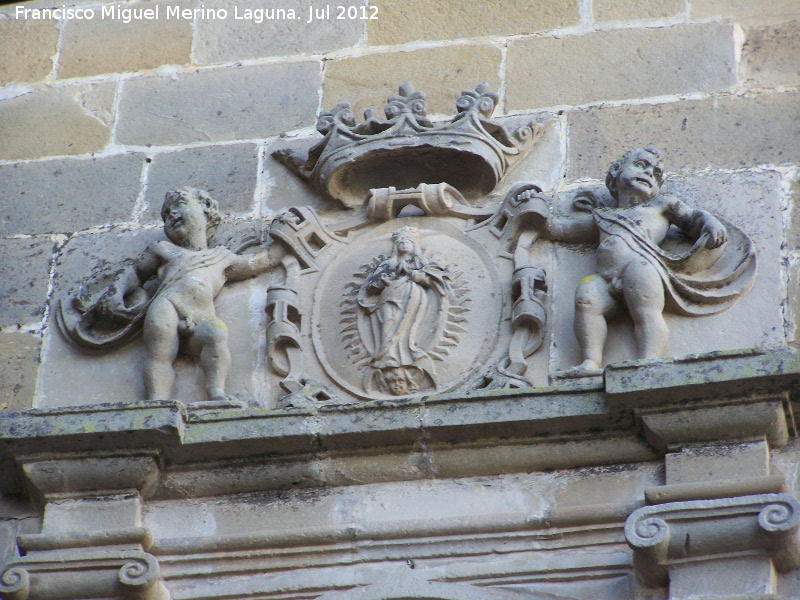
(1, 348, 797, 500)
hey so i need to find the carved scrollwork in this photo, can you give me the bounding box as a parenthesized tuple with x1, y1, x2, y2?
(626, 493, 800, 589)
(625, 514, 671, 551)
(0, 566, 30, 600)
(758, 499, 800, 534)
(118, 554, 160, 589)
(266, 256, 305, 394)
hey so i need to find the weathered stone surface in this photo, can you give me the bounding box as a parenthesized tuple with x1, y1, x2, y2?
(142, 143, 259, 224)
(116, 62, 321, 146)
(551, 171, 784, 371)
(787, 254, 800, 347)
(58, 1, 193, 79)
(568, 91, 800, 179)
(665, 441, 769, 485)
(262, 138, 334, 214)
(0, 237, 55, 328)
(507, 24, 736, 110)
(0, 154, 144, 236)
(552, 463, 660, 509)
(367, 0, 579, 45)
(692, 0, 800, 21)
(323, 45, 502, 116)
(0, 332, 41, 412)
(491, 113, 565, 196)
(0, 83, 115, 161)
(786, 175, 800, 251)
(592, 0, 683, 22)
(0, 18, 58, 85)
(669, 555, 778, 600)
(742, 21, 800, 89)
(194, 0, 362, 65)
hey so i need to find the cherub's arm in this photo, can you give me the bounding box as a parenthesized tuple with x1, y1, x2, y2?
(515, 188, 598, 244)
(225, 238, 289, 283)
(547, 212, 600, 244)
(663, 195, 727, 249)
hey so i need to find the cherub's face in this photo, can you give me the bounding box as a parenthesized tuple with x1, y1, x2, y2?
(617, 151, 661, 203)
(163, 195, 207, 245)
(384, 368, 408, 395)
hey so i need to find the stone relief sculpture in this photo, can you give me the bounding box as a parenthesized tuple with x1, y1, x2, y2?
(273, 82, 552, 208)
(54, 83, 758, 407)
(58, 188, 286, 406)
(529, 148, 757, 375)
(343, 226, 466, 395)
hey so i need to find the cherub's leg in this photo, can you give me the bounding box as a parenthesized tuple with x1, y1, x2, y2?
(142, 300, 180, 400)
(193, 317, 231, 402)
(574, 274, 618, 371)
(622, 260, 668, 359)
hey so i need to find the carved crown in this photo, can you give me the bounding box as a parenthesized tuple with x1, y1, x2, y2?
(273, 83, 553, 208)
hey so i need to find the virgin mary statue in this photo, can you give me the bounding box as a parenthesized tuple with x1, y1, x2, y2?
(357, 227, 452, 395)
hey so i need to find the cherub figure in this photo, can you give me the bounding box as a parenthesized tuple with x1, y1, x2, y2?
(518, 148, 754, 375)
(60, 188, 286, 405)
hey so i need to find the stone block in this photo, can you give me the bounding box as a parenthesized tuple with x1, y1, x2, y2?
(0, 18, 59, 85)
(116, 61, 321, 146)
(194, 0, 362, 65)
(0, 83, 115, 161)
(0, 237, 55, 328)
(551, 171, 784, 371)
(742, 21, 800, 89)
(506, 24, 736, 110)
(366, 0, 579, 45)
(42, 496, 141, 534)
(787, 175, 800, 250)
(323, 45, 502, 117)
(669, 555, 777, 600)
(692, 0, 800, 22)
(0, 154, 144, 236)
(491, 114, 565, 195)
(262, 138, 336, 214)
(592, 0, 684, 22)
(787, 253, 800, 347)
(58, 1, 193, 79)
(665, 441, 769, 485)
(553, 463, 661, 508)
(567, 91, 800, 179)
(0, 332, 41, 413)
(142, 143, 260, 224)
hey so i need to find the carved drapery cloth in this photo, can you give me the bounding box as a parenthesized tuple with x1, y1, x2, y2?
(58, 246, 234, 350)
(593, 207, 756, 316)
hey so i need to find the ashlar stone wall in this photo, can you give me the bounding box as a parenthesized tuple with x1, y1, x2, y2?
(1, 2, 800, 599)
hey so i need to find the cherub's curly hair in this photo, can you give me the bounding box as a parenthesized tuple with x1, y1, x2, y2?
(162, 188, 222, 242)
(605, 148, 663, 200)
